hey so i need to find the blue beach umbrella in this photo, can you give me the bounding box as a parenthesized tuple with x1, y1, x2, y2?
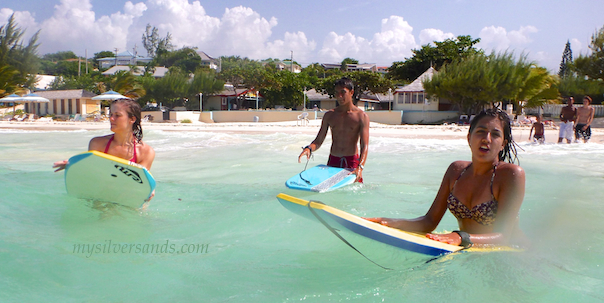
(92, 90, 131, 101)
(0, 93, 23, 114)
(13, 93, 50, 115)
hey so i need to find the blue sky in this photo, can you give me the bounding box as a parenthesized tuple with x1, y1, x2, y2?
(2, 0, 603, 72)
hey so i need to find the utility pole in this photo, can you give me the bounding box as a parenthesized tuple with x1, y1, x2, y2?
(85, 49, 88, 74)
(290, 50, 294, 72)
(114, 48, 118, 67)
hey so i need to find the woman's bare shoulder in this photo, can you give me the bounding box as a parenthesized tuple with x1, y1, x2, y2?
(497, 162, 524, 174)
(88, 134, 113, 151)
(496, 162, 525, 183)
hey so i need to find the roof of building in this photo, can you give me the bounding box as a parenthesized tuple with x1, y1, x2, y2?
(397, 67, 436, 92)
(197, 51, 216, 61)
(305, 89, 333, 101)
(101, 65, 169, 77)
(34, 89, 97, 99)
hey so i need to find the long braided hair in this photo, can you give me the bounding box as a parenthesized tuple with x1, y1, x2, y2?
(468, 107, 519, 164)
(112, 99, 143, 143)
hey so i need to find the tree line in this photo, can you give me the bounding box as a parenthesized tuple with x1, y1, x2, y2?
(1, 13, 603, 113)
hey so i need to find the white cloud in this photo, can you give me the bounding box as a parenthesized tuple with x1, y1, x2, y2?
(476, 25, 538, 53)
(36, 0, 141, 54)
(570, 38, 584, 55)
(0, 8, 39, 38)
(419, 28, 455, 46)
(318, 15, 417, 64)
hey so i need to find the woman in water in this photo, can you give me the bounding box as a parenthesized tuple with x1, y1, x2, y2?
(54, 99, 155, 199)
(366, 108, 526, 247)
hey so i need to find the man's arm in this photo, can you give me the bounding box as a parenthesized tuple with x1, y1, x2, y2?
(353, 112, 370, 181)
(298, 112, 331, 163)
(587, 107, 595, 127)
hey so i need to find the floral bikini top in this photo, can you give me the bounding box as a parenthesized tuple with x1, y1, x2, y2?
(447, 164, 498, 226)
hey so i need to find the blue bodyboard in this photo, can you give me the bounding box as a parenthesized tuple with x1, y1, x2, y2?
(285, 164, 356, 193)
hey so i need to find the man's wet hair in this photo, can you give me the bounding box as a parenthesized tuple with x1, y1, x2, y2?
(334, 77, 354, 91)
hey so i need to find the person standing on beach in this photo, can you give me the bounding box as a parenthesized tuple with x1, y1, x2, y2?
(528, 115, 545, 144)
(575, 95, 595, 143)
(558, 97, 577, 144)
(298, 77, 369, 182)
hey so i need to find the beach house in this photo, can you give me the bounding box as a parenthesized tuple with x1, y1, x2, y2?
(393, 67, 457, 123)
(33, 89, 100, 119)
(197, 51, 220, 70)
(97, 51, 153, 69)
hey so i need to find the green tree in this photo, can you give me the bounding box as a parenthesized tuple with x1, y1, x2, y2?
(142, 24, 174, 58)
(316, 71, 393, 105)
(387, 35, 481, 83)
(0, 13, 40, 94)
(109, 69, 145, 99)
(0, 65, 24, 95)
(260, 71, 311, 108)
(340, 57, 359, 71)
(574, 25, 604, 82)
(140, 69, 189, 108)
(92, 50, 115, 70)
(42, 51, 77, 61)
(514, 66, 559, 113)
(558, 40, 573, 78)
(154, 47, 201, 74)
(218, 56, 263, 86)
(187, 69, 225, 110)
(48, 72, 103, 93)
(558, 74, 604, 104)
(423, 52, 557, 114)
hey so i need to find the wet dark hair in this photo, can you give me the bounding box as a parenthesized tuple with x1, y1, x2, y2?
(334, 77, 354, 91)
(469, 107, 519, 164)
(111, 99, 143, 143)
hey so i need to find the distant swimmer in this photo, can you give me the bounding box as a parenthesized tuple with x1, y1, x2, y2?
(366, 108, 528, 248)
(298, 77, 369, 182)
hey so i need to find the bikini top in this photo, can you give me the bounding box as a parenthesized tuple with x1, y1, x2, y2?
(447, 164, 498, 226)
(104, 135, 137, 163)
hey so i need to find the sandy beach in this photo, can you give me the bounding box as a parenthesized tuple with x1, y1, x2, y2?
(1, 118, 604, 144)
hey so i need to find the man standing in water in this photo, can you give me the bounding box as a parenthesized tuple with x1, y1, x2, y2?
(298, 77, 369, 182)
(558, 97, 577, 144)
(575, 95, 595, 143)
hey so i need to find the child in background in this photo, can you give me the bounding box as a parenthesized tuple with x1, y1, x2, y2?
(529, 115, 545, 144)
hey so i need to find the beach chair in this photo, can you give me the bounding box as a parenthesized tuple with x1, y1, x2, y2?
(297, 112, 309, 126)
(16, 114, 27, 122)
(70, 114, 81, 122)
(37, 116, 53, 122)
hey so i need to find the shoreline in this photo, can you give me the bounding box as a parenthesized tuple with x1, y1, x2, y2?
(1, 120, 603, 144)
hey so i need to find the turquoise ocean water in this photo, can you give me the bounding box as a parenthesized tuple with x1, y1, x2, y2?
(1, 126, 603, 302)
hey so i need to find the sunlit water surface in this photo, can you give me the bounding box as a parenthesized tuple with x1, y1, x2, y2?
(1, 127, 603, 302)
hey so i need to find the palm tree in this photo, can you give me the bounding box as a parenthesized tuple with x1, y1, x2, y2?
(512, 66, 559, 114)
(188, 69, 224, 110)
